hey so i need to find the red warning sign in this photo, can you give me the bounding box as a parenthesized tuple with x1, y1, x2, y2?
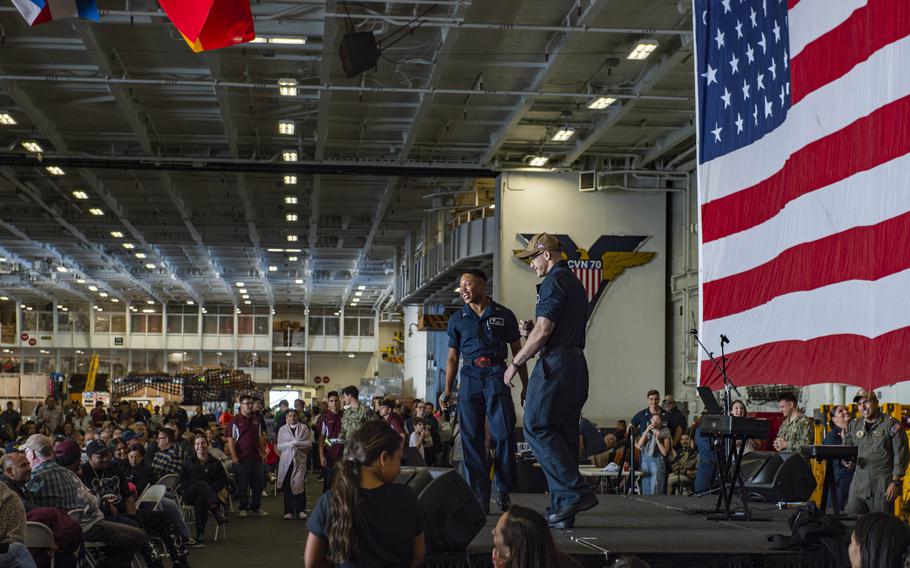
(314, 376, 322, 384)
(28, 338, 36, 346)
(20, 333, 28, 341)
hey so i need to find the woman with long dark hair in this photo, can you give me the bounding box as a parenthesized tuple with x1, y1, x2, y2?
(849, 512, 910, 568)
(304, 421, 424, 568)
(492, 505, 580, 568)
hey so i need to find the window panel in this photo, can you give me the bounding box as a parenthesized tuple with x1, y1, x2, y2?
(94, 313, 110, 333)
(218, 316, 234, 335)
(238, 316, 253, 336)
(167, 315, 182, 334)
(111, 314, 126, 334)
(254, 316, 269, 336)
(203, 315, 218, 334)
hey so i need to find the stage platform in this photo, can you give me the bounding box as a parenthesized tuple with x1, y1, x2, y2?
(427, 494, 838, 568)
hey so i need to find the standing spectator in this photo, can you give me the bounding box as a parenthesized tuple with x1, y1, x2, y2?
(773, 392, 814, 452)
(38, 397, 63, 433)
(275, 400, 290, 430)
(1, 401, 21, 431)
(188, 405, 209, 431)
(662, 395, 687, 446)
(409, 418, 428, 462)
(317, 392, 344, 492)
(304, 421, 424, 568)
(226, 394, 268, 517)
(150, 406, 165, 430)
(181, 435, 228, 544)
(635, 413, 671, 495)
(90, 401, 107, 427)
(276, 409, 313, 520)
(631, 390, 671, 439)
(823, 404, 854, 512)
(492, 505, 581, 568)
(378, 399, 405, 438)
(340, 385, 378, 442)
(72, 405, 93, 433)
(217, 405, 234, 428)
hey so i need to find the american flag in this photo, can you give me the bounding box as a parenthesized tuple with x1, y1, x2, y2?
(696, 0, 910, 390)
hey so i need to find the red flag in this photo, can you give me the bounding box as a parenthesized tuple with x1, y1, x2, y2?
(157, 0, 254, 53)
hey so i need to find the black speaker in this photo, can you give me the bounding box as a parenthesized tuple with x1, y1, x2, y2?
(740, 451, 817, 502)
(339, 31, 379, 78)
(397, 467, 485, 552)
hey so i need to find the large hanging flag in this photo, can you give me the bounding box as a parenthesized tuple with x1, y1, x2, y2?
(696, 0, 910, 391)
(11, 0, 99, 26)
(157, 0, 255, 53)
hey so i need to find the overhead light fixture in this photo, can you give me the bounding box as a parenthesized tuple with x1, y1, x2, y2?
(286, 256, 297, 262)
(354, 291, 363, 297)
(95, 307, 103, 312)
(268, 266, 278, 272)
(357, 285, 366, 290)
(244, 300, 252, 305)
(278, 77, 298, 97)
(56, 266, 68, 273)
(87, 285, 98, 292)
(587, 96, 617, 110)
(22, 141, 43, 153)
(286, 213, 298, 222)
(111, 298, 119, 303)
(110, 231, 123, 238)
(284, 196, 298, 205)
(278, 120, 295, 135)
(89, 208, 104, 216)
(295, 279, 304, 285)
(628, 39, 659, 60)
(99, 292, 108, 298)
(0, 113, 16, 125)
(142, 308, 154, 313)
(0, 296, 7, 301)
(287, 234, 298, 242)
(25, 306, 33, 311)
(122, 243, 134, 249)
(266, 248, 285, 253)
(347, 353, 355, 358)
(488, 204, 496, 209)
(551, 127, 576, 142)
(282, 150, 298, 162)
(145, 263, 156, 269)
(76, 279, 85, 284)
(242, 294, 250, 299)
(269, 37, 307, 45)
(146, 300, 154, 305)
(187, 300, 194, 305)
(284, 175, 297, 185)
(528, 156, 549, 167)
(286, 248, 301, 253)
(134, 252, 146, 259)
(235, 282, 244, 287)
(72, 190, 89, 200)
(46, 166, 65, 176)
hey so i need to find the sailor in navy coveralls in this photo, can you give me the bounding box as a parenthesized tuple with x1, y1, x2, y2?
(504, 233, 598, 528)
(441, 269, 528, 514)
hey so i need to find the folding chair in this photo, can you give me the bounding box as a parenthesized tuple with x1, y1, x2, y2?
(136, 484, 166, 512)
(25, 521, 56, 568)
(67, 510, 106, 568)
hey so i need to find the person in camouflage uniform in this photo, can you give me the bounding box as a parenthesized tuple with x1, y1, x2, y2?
(773, 392, 815, 452)
(340, 385, 378, 441)
(844, 389, 909, 515)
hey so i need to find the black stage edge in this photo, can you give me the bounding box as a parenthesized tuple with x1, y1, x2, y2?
(426, 494, 836, 568)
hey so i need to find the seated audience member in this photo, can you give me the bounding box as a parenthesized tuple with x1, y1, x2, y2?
(22, 434, 145, 568)
(378, 399, 406, 438)
(635, 413, 671, 495)
(409, 418, 428, 462)
(276, 409, 313, 520)
(0, 480, 35, 568)
(188, 406, 209, 432)
(849, 512, 910, 568)
(823, 404, 854, 512)
(492, 505, 580, 568)
(579, 416, 607, 460)
(110, 437, 130, 473)
(181, 435, 228, 545)
(590, 434, 619, 468)
(73, 405, 93, 433)
(304, 421, 424, 568)
(1, 452, 33, 509)
(90, 402, 107, 427)
(125, 444, 193, 547)
(666, 434, 698, 495)
(152, 428, 184, 478)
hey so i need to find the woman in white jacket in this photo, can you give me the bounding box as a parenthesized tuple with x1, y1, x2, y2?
(276, 408, 313, 519)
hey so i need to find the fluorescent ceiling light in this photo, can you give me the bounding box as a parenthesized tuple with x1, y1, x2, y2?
(287, 234, 298, 242)
(278, 120, 295, 135)
(145, 263, 156, 269)
(236, 282, 245, 287)
(354, 291, 363, 297)
(286, 213, 298, 222)
(266, 248, 284, 252)
(587, 96, 617, 110)
(0, 297, 8, 301)
(282, 150, 298, 162)
(239, 288, 247, 294)
(134, 252, 146, 259)
(284, 175, 297, 185)
(628, 39, 659, 60)
(46, 166, 65, 176)
(56, 266, 68, 272)
(89, 208, 104, 216)
(269, 37, 307, 45)
(88, 286, 98, 292)
(99, 292, 108, 298)
(286, 248, 301, 253)
(295, 279, 304, 284)
(242, 294, 250, 299)
(122, 243, 134, 249)
(146, 300, 154, 305)
(278, 78, 298, 97)
(288, 256, 298, 261)
(551, 127, 576, 142)
(72, 190, 89, 200)
(244, 300, 252, 305)
(187, 300, 194, 305)
(110, 231, 123, 238)
(357, 285, 366, 290)
(268, 266, 278, 272)
(111, 299, 119, 303)
(142, 308, 154, 313)
(76, 279, 85, 284)
(0, 113, 16, 125)
(488, 204, 496, 209)
(528, 156, 549, 167)
(22, 141, 43, 153)
(284, 196, 298, 205)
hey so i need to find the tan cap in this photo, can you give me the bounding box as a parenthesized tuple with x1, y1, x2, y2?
(516, 233, 561, 259)
(18, 433, 53, 454)
(853, 389, 878, 403)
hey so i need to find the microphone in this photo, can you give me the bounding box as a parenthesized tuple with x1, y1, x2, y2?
(689, 328, 698, 335)
(720, 334, 730, 345)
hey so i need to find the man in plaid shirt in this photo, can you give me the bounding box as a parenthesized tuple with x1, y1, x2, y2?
(22, 434, 145, 568)
(152, 428, 184, 478)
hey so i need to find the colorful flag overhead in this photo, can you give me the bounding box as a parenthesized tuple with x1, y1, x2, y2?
(696, 0, 910, 390)
(11, 0, 99, 26)
(157, 0, 255, 53)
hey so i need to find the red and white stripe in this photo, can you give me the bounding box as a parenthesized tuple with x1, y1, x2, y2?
(572, 268, 602, 304)
(698, 0, 910, 390)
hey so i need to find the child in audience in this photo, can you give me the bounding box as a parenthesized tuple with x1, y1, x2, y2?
(304, 421, 425, 568)
(492, 505, 580, 568)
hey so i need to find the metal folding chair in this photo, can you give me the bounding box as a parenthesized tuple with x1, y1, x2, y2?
(25, 521, 56, 568)
(136, 484, 166, 512)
